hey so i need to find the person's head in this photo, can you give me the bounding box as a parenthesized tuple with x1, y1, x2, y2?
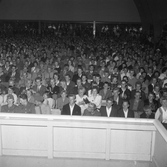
(123, 76, 129, 83)
(53, 73, 59, 81)
(164, 83, 167, 89)
(9, 80, 15, 87)
(60, 80, 66, 88)
(113, 88, 120, 98)
(65, 74, 71, 82)
(87, 103, 96, 113)
(7, 94, 14, 106)
(148, 92, 155, 101)
(26, 79, 32, 88)
(11, 65, 16, 72)
(104, 70, 109, 77)
(91, 86, 98, 96)
(43, 91, 51, 100)
(106, 97, 114, 108)
(95, 74, 101, 83)
(160, 96, 167, 108)
(139, 67, 145, 73)
(112, 76, 118, 83)
(50, 78, 55, 86)
(154, 84, 160, 92)
(143, 105, 152, 115)
(35, 77, 41, 86)
(77, 67, 83, 75)
(19, 94, 28, 105)
(122, 100, 129, 110)
(60, 90, 67, 98)
(151, 77, 157, 85)
(78, 87, 85, 96)
(148, 67, 153, 74)
(135, 81, 142, 91)
(8, 86, 14, 94)
(129, 69, 135, 77)
(76, 78, 82, 87)
(103, 82, 109, 90)
(26, 89, 32, 97)
(81, 74, 87, 82)
(134, 91, 141, 100)
(34, 93, 44, 106)
(121, 80, 127, 89)
(153, 70, 160, 78)
(89, 65, 94, 71)
(69, 94, 76, 105)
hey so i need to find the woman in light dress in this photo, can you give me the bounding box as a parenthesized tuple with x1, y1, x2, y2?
(75, 87, 88, 115)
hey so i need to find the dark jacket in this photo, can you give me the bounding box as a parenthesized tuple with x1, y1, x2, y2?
(117, 109, 134, 118)
(61, 103, 81, 116)
(100, 106, 118, 117)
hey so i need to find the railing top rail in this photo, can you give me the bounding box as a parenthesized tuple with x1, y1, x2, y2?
(0, 113, 155, 125)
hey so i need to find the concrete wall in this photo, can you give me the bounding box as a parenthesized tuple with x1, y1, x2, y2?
(0, 0, 140, 22)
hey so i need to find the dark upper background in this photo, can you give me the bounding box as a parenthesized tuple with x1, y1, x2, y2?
(0, 0, 166, 39)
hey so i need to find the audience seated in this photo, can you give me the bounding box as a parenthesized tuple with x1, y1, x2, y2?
(0, 22, 166, 128)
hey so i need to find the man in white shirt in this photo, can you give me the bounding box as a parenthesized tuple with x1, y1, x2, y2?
(155, 96, 167, 123)
(61, 94, 81, 115)
(100, 97, 118, 117)
(117, 100, 134, 118)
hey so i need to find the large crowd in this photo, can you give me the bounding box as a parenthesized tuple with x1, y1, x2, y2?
(0, 23, 167, 128)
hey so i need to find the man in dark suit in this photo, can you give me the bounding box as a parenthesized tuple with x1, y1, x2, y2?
(119, 80, 131, 100)
(131, 81, 146, 101)
(32, 77, 46, 96)
(61, 94, 81, 116)
(112, 88, 123, 110)
(100, 97, 118, 117)
(65, 74, 75, 89)
(117, 100, 134, 118)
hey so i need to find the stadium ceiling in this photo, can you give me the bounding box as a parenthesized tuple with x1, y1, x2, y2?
(134, 0, 167, 24)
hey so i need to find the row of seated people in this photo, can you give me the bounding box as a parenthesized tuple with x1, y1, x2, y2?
(0, 78, 162, 115)
(0, 74, 166, 116)
(0, 83, 166, 120)
(0, 91, 166, 124)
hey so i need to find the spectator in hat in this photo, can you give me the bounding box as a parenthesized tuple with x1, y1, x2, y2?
(0, 94, 18, 113)
(34, 93, 51, 114)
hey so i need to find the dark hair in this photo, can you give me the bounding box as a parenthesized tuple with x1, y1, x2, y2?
(8, 86, 14, 91)
(20, 94, 28, 100)
(35, 77, 41, 81)
(122, 99, 130, 105)
(44, 91, 52, 98)
(106, 96, 114, 102)
(53, 73, 60, 79)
